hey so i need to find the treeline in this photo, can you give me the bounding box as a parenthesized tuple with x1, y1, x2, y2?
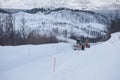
(110, 17, 120, 33)
(0, 14, 59, 46)
(69, 33, 110, 43)
(26, 8, 108, 26)
(107, 10, 120, 33)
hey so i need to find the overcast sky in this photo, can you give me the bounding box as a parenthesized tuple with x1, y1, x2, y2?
(0, 0, 120, 9)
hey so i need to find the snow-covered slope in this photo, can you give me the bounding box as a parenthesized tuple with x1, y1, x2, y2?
(0, 0, 120, 10)
(0, 32, 120, 80)
(12, 8, 109, 38)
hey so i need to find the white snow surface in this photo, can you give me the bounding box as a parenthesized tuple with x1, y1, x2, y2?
(0, 32, 120, 80)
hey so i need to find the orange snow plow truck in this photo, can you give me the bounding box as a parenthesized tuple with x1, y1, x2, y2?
(73, 38, 90, 50)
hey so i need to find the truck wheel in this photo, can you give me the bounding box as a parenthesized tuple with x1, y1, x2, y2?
(81, 45, 85, 50)
(88, 45, 90, 48)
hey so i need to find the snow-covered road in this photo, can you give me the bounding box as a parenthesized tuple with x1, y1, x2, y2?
(0, 32, 120, 80)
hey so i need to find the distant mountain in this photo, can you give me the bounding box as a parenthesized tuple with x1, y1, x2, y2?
(12, 8, 110, 40)
(0, 8, 9, 13)
(0, 8, 111, 42)
(3, 8, 26, 14)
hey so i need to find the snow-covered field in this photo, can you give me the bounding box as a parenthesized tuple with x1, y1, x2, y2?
(0, 32, 120, 80)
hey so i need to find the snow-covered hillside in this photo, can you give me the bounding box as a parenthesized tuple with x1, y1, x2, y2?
(12, 8, 109, 38)
(0, 0, 120, 10)
(0, 32, 120, 80)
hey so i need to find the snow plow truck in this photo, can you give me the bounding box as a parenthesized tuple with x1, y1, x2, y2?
(73, 38, 90, 50)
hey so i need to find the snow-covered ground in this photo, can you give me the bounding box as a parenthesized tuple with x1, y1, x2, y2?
(0, 32, 120, 80)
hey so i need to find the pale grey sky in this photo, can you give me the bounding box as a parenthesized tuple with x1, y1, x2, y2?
(0, 0, 120, 9)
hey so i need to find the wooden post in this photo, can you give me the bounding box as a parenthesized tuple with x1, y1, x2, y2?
(53, 57, 56, 72)
(28, 48, 31, 56)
